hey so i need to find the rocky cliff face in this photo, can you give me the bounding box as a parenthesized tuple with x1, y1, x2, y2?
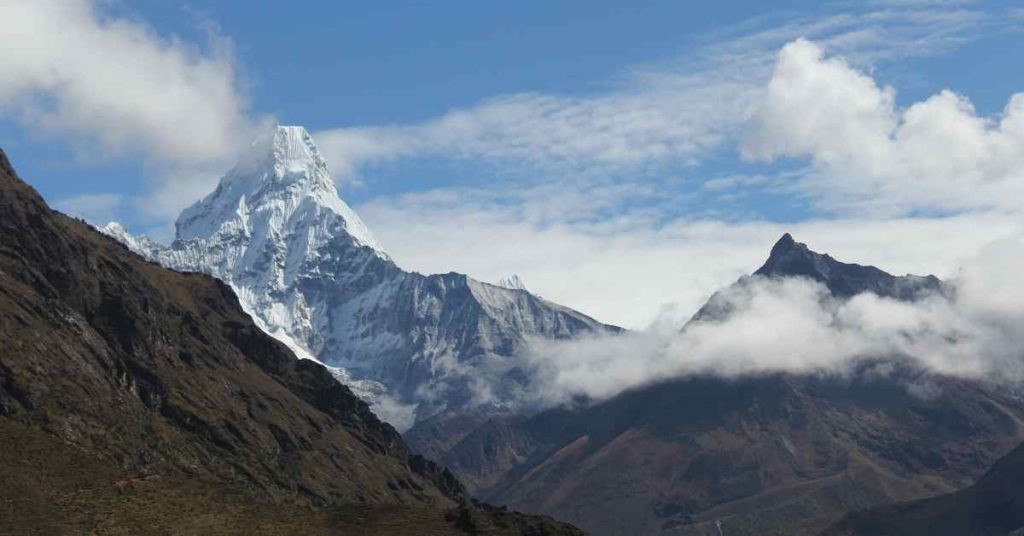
(106, 126, 617, 428)
(0, 148, 581, 535)
(406, 235, 1024, 536)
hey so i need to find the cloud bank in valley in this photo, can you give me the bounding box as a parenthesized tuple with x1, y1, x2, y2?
(499, 234, 1024, 409)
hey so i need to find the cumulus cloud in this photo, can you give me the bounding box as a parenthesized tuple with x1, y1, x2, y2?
(0, 0, 271, 222)
(744, 38, 1024, 215)
(0, 0, 261, 166)
(503, 234, 1024, 408)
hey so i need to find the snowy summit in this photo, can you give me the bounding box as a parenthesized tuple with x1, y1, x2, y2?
(104, 125, 616, 429)
(175, 125, 385, 255)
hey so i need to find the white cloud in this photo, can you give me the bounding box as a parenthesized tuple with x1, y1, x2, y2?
(0, 0, 271, 221)
(316, 80, 759, 187)
(359, 186, 1022, 329)
(744, 38, 1024, 215)
(367, 394, 419, 433)
(0, 0, 261, 166)
(11, 0, 1003, 230)
(506, 232, 1024, 408)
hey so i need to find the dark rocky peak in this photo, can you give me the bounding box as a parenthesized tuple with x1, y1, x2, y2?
(688, 234, 944, 324)
(754, 233, 943, 300)
(767, 232, 799, 256)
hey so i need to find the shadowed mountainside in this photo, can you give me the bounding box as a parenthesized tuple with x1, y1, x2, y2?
(823, 440, 1024, 536)
(0, 148, 581, 536)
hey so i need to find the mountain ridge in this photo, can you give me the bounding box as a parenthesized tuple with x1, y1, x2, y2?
(690, 233, 944, 323)
(0, 146, 582, 535)
(755, 233, 943, 299)
(105, 126, 619, 428)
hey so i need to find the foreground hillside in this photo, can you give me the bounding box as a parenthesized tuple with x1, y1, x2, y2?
(824, 441, 1024, 535)
(0, 148, 580, 535)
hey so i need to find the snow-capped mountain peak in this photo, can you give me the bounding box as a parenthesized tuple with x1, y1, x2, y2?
(174, 125, 385, 256)
(102, 221, 162, 254)
(250, 124, 328, 177)
(104, 126, 617, 429)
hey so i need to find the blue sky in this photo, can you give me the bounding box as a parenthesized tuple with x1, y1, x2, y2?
(2, 0, 1023, 327)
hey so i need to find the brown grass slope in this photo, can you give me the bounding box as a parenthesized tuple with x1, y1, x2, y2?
(0, 148, 581, 536)
(415, 371, 1024, 536)
(823, 441, 1024, 536)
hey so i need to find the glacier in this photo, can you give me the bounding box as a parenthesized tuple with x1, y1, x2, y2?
(105, 126, 617, 429)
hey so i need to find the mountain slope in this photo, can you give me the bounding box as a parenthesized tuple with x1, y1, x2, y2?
(823, 441, 1024, 536)
(407, 235, 1024, 536)
(418, 371, 1024, 536)
(0, 148, 580, 535)
(106, 126, 617, 426)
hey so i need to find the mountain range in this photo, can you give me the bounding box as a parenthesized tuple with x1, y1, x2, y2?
(63, 125, 1024, 535)
(0, 147, 580, 534)
(405, 234, 1024, 536)
(105, 126, 617, 429)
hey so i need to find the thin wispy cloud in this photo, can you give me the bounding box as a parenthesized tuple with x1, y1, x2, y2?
(315, 3, 1004, 187)
(316, 78, 757, 184)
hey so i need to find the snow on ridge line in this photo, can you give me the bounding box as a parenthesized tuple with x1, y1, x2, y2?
(98, 218, 407, 422)
(171, 124, 388, 258)
(100, 125, 616, 429)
